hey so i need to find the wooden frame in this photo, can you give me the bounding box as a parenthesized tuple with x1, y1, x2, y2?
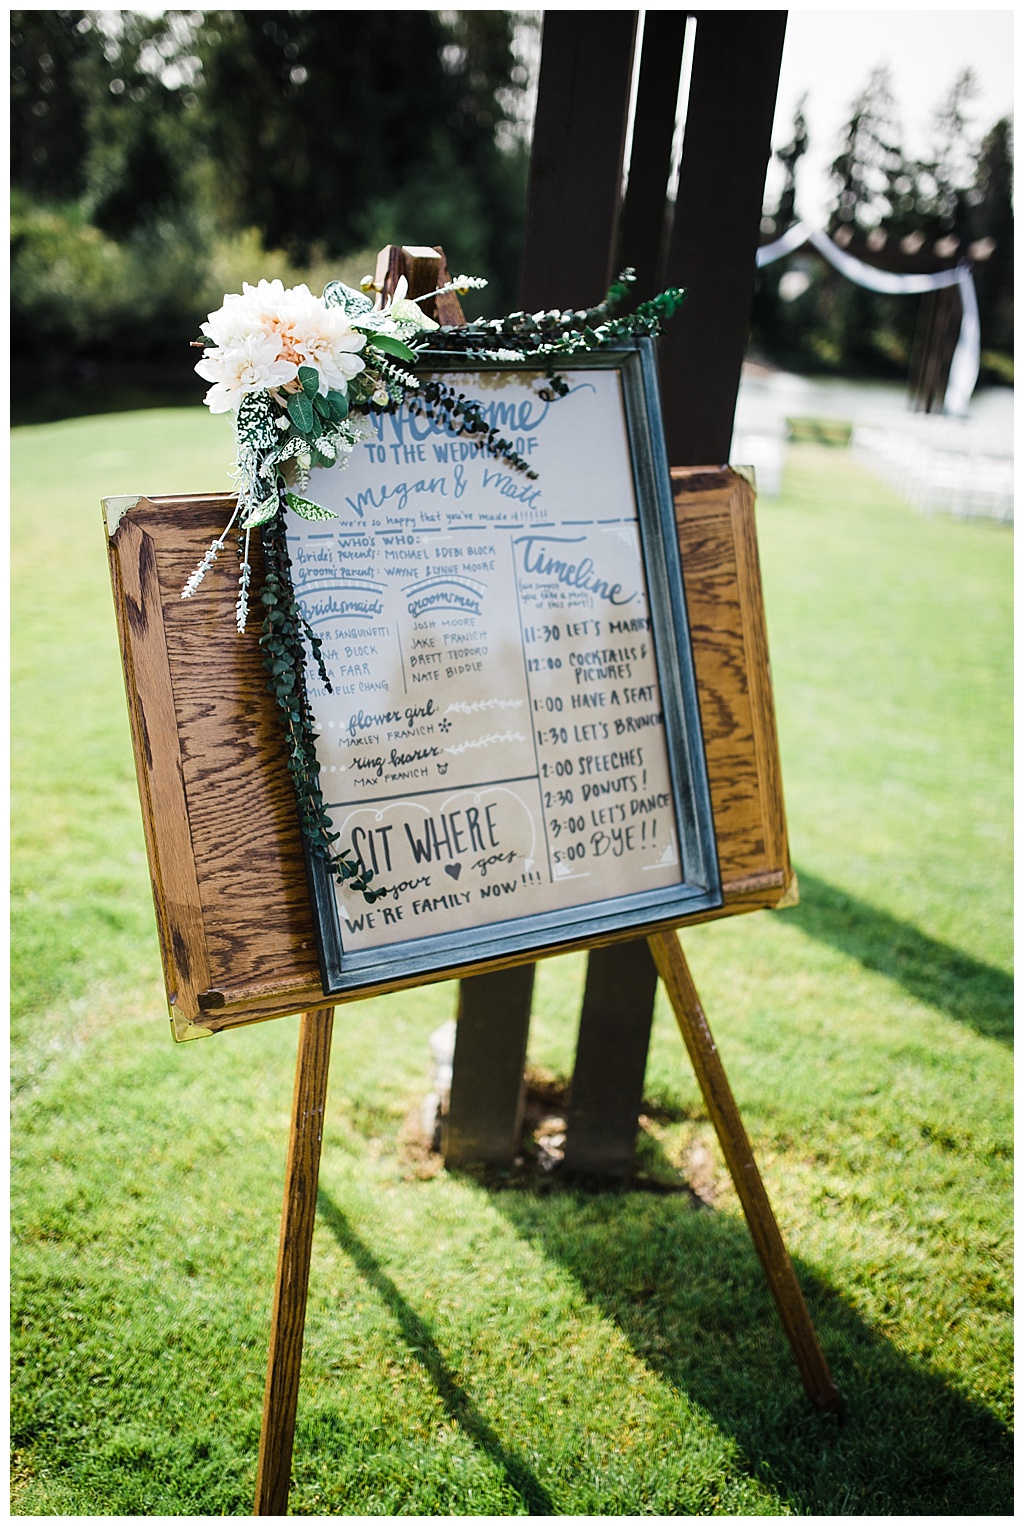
(291, 340, 721, 994)
(104, 464, 791, 1041)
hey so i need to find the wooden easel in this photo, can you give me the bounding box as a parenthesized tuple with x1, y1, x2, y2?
(251, 933, 840, 1513)
(106, 245, 840, 1518)
(246, 250, 837, 1512)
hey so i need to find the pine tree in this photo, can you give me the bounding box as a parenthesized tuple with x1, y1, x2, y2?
(828, 66, 903, 234)
(774, 93, 808, 233)
(969, 117, 1014, 363)
(196, 11, 528, 308)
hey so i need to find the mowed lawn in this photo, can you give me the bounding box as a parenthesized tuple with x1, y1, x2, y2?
(11, 408, 1012, 1515)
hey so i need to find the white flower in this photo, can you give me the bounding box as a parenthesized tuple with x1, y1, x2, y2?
(200, 290, 261, 349)
(293, 305, 367, 394)
(195, 331, 299, 413)
(245, 281, 319, 371)
(198, 280, 374, 407)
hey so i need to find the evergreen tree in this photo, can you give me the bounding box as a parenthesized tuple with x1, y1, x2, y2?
(11, 10, 94, 200)
(773, 93, 808, 233)
(10, 9, 533, 363)
(829, 66, 904, 234)
(969, 117, 1013, 361)
(196, 10, 528, 308)
(896, 68, 981, 248)
(749, 96, 812, 366)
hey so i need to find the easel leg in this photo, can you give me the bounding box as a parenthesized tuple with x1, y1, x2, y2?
(255, 1006, 335, 1514)
(647, 932, 842, 1413)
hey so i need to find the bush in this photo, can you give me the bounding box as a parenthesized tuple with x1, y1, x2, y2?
(11, 193, 204, 359)
(11, 192, 381, 364)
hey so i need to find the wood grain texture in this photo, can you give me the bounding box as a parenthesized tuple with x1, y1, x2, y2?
(107, 463, 791, 1034)
(107, 517, 211, 1022)
(647, 931, 841, 1413)
(373, 244, 466, 326)
(672, 466, 794, 911)
(254, 1007, 335, 1514)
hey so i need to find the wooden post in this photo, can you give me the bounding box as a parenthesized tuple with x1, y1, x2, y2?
(444, 966, 535, 1168)
(447, 10, 641, 1172)
(255, 1006, 335, 1515)
(659, 11, 788, 464)
(562, 940, 659, 1178)
(518, 10, 639, 309)
(548, 10, 787, 1180)
(909, 284, 961, 413)
(614, 10, 689, 301)
(647, 931, 842, 1412)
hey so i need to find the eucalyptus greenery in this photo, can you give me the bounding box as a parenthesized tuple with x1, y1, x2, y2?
(185, 268, 686, 905)
(258, 486, 387, 903)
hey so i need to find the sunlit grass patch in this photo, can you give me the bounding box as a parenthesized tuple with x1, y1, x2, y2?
(11, 419, 1011, 1514)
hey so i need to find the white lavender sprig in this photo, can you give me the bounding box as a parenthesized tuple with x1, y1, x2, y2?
(235, 526, 252, 633)
(414, 274, 489, 303)
(181, 501, 240, 600)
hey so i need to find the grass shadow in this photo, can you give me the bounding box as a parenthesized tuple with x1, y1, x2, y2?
(484, 1174, 1011, 1515)
(316, 1188, 555, 1515)
(787, 867, 1012, 1045)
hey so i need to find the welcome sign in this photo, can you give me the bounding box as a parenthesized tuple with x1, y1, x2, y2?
(287, 343, 721, 993)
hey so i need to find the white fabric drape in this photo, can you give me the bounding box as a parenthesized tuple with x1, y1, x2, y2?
(756, 224, 981, 415)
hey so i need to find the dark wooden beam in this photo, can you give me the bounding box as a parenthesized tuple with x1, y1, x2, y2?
(518, 11, 639, 310)
(659, 11, 787, 464)
(562, 940, 660, 1178)
(554, 8, 686, 1181)
(444, 10, 640, 1176)
(615, 11, 689, 302)
(444, 965, 535, 1168)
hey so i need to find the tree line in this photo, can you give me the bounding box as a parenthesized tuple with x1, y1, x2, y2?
(11, 9, 532, 371)
(11, 14, 1013, 388)
(752, 66, 1013, 383)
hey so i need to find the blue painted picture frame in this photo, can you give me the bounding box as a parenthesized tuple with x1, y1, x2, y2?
(290, 339, 722, 996)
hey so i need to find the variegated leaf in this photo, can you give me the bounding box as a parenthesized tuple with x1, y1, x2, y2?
(241, 497, 279, 529)
(286, 492, 338, 522)
(322, 280, 374, 316)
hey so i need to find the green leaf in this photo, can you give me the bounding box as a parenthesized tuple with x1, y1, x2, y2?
(287, 392, 315, 433)
(323, 280, 374, 316)
(240, 496, 279, 529)
(326, 390, 350, 421)
(298, 365, 320, 397)
(366, 332, 417, 363)
(312, 393, 332, 418)
(285, 492, 338, 522)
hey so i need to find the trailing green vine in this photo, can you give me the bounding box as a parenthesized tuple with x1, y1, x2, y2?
(258, 483, 386, 902)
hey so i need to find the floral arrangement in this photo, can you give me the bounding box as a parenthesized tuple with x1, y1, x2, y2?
(184, 267, 685, 904)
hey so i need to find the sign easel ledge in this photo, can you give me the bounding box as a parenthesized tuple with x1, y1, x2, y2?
(104, 246, 839, 1516)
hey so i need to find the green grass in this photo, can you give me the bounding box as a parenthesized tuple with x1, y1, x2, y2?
(11, 414, 1012, 1514)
